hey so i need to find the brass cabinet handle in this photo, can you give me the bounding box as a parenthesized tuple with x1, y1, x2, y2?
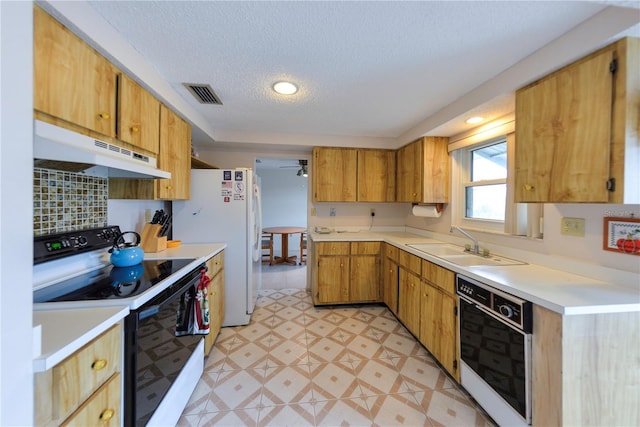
(211, 291, 217, 296)
(99, 408, 115, 421)
(98, 112, 110, 120)
(166, 185, 173, 190)
(91, 359, 107, 370)
(524, 184, 534, 191)
(410, 283, 415, 288)
(215, 261, 221, 265)
(130, 126, 140, 133)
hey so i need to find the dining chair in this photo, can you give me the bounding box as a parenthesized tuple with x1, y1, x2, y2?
(299, 231, 307, 265)
(261, 232, 273, 265)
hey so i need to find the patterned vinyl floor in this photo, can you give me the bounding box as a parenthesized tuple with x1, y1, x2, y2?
(177, 264, 495, 427)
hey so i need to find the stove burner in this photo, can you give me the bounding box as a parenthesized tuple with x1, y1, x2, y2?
(33, 259, 196, 303)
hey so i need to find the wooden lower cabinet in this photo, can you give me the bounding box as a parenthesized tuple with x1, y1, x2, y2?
(398, 268, 421, 337)
(35, 324, 122, 426)
(382, 244, 399, 314)
(204, 250, 225, 355)
(313, 241, 381, 304)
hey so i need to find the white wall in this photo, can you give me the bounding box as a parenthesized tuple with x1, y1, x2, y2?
(0, 2, 34, 424)
(108, 200, 167, 235)
(258, 169, 307, 257)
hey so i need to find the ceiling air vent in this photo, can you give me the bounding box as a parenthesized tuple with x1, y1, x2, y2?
(183, 83, 223, 105)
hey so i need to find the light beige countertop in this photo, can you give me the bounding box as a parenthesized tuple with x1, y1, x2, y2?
(310, 230, 639, 315)
(33, 306, 129, 372)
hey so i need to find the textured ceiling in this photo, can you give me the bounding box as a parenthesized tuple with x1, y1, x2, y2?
(84, 1, 639, 146)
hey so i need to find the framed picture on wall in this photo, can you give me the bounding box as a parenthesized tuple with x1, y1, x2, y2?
(603, 217, 640, 255)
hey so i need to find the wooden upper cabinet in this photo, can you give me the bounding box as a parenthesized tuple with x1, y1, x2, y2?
(396, 137, 449, 203)
(313, 147, 357, 202)
(515, 37, 639, 203)
(357, 149, 396, 202)
(34, 5, 117, 137)
(118, 74, 160, 154)
(157, 105, 191, 200)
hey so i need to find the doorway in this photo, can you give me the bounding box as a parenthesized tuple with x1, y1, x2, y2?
(255, 157, 309, 289)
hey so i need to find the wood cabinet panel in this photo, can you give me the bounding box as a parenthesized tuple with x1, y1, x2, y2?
(34, 6, 117, 138)
(52, 324, 120, 420)
(313, 147, 357, 202)
(382, 251, 399, 314)
(515, 49, 614, 202)
(396, 137, 449, 203)
(205, 251, 225, 355)
(351, 241, 381, 255)
(316, 255, 350, 303)
(399, 250, 421, 275)
(157, 105, 191, 200)
(383, 243, 399, 262)
(419, 283, 458, 381)
(357, 149, 396, 202)
(61, 373, 121, 427)
(118, 73, 160, 154)
(350, 255, 380, 302)
(316, 242, 350, 255)
(421, 260, 455, 295)
(398, 268, 421, 336)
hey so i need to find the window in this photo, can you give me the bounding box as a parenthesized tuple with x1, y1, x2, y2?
(465, 140, 507, 221)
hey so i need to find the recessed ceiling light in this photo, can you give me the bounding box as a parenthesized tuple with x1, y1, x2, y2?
(273, 81, 298, 95)
(465, 116, 484, 124)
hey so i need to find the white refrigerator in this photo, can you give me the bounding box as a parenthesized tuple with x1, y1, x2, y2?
(173, 168, 262, 326)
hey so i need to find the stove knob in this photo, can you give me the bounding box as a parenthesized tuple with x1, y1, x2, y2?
(77, 236, 88, 246)
(498, 305, 513, 318)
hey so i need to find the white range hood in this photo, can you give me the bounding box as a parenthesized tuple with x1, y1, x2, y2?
(33, 120, 171, 179)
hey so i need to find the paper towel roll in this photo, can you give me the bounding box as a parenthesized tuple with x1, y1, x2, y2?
(412, 205, 442, 218)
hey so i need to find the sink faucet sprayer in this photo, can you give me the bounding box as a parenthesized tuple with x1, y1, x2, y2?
(450, 226, 479, 254)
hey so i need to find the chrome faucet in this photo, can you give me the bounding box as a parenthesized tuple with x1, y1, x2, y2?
(450, 226, 479, 254)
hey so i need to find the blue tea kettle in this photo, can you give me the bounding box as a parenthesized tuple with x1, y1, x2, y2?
(109, 231, 144, 267)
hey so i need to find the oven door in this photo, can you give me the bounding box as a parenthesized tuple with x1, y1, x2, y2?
(459, 296, 532, 425)
(124, 266, 205, 427)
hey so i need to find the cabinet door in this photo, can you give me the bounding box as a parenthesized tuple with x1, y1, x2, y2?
(157, 105, 191, 200)
(398, 268, 421, 336)
(316, 255, 350, 303)
(313, 147, 357, 202)
(515, 49, 614, 203)
(34, 6, 117, 137)
(423, 137, 450, 203)
(62, 373, 121, 427)
(382, 256, 399, 314)
(357, 149, 396, 202)
(420, 283, 458, 381)
(350, 255, 380, 302)
(205, 252, 225, 356)
(118, 74, 160, 154)
(396, 140, 422, 203)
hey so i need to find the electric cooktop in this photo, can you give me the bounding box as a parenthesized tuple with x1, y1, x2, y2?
(33, 258, 196, 303)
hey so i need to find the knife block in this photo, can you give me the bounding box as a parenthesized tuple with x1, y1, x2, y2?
(140, 224, 167, 253)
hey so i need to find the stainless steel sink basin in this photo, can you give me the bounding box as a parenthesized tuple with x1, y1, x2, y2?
(439, 253, 526, 266)
(407, 243, 466, 256)
(407, 243, 526, 266)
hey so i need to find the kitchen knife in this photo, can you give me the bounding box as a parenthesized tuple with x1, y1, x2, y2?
(151, 210, 162, 224)
(159, 214, 172, 237)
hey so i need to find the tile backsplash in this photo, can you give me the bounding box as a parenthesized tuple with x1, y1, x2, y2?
(34, 168, 108, 236)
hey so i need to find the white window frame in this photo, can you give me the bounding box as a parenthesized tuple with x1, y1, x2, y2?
(452, 136, 507, 233)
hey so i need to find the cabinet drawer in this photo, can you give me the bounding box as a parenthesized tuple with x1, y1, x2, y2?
(207, 251, 224, 279)
(399, 250, 421, 275)
(422, 260, 455, 295)
(316, 242, 350, 255)
(383, 243, 399, 262)
(53, 324, 121, 420)
(351, 241, 381, 255)
(62, 372, 121, 427)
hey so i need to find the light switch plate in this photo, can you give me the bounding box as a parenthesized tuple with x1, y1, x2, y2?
(560, 217, 585, 237)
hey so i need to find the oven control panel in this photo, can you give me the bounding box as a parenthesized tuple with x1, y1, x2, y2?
(34, 226, 122, 264)
(456, 274, 532, 333)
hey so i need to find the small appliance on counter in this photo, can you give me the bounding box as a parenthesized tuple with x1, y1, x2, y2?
(33, 226, 206, 426)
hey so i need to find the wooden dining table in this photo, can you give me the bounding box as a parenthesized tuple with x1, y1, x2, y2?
(262, 226, 306, 265)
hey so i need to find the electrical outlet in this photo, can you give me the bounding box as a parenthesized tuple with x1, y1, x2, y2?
(330, 207, 336, 217)
(310, 207, 316, 216)
(560, 217, 585, 237)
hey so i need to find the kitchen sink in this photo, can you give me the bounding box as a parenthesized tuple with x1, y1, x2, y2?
(438, 253, 526, 267)
(407, 243, 526, 266)
(407, 243, 466, 256)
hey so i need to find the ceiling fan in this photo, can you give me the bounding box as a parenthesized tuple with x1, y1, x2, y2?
(279, 159, 308, 177)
